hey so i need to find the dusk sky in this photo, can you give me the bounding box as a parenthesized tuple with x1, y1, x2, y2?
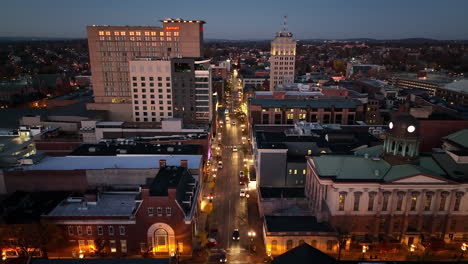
(1, 0, 468, 40)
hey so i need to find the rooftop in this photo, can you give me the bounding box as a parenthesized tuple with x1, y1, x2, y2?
(394, 72, 461, 85)
(312, 146, 449, 182)
(272, 243, 335, 264)
(250, 98, 362, 108)
(443, 79, 468, 94)
(432, 152, 468, 182)
(20, 155, 202, 171)
(47, 192, 139, 217)
(443, 129, 468, 149)
(70, 143, 201, 156)
(260, 187, 305, 199)
(265, 215, 333, 233)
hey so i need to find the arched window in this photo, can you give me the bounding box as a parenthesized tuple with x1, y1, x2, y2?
(271, 240, 278, 251)
(154, 229, 168, 252)
(286, 239, 293, 250)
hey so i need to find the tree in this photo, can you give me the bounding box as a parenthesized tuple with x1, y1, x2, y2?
(0, 223, 64, 258)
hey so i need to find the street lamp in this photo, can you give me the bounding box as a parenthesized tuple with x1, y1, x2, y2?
(361, 245, 368, 260)
(461, 243, 467, 258)
(78, 250, 84, 259)
(410, 244, 415, 255)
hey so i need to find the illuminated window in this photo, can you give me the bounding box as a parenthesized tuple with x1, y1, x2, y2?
(294, 169, 297, 175)
(114, 31, 120, 36)
(287, 113, 293, 119)
(288, 169, 292, 174)
(160, 32, 165, 36)
(302, 169, 306, 174)
(130, 37, 135, 41)
(166, 32, 172, 36)
(160, 37, 165, 41)
(136, 31, 141, 36)
(338, 192, 346, 211)
(144, 31, 150, 36)
(299, 113, 306, 120)
(121, 240, 127, 253)
(98, 31, 104, 36)
(120, 31, 126, 36)
(129, 32, 134, 36)
(110, 240, 117, 253)
(271, 240, 278, 251)
(174, 32, 179, 36)
(307, 150, 312, 155)
(105, 31, 110, 36)
(99, 36, 105, 41)
(167, 37, 172, 41)
(151, 31, 157, 36)
(410, 195, 418, 211)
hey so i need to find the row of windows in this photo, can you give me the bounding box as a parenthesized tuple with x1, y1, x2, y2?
(135, 111, 172, 117)
(134, 100, 171, 106)
(147, 207, 172, 216)
(133, 88, 171, 94)
(99, 31, 179, 37)
(272, 71, 294, 76)
(288, 169, 306, 175)
(133, 76, 171, 82)
(78, 239, 126, 253)
(132, 82, 171, 88)
(338, 192, 463, 212)
(270, 240, 334, 251)
(273, 62, 294, 65)
(134, 94, 171, 100)
(99, 36, 179, 42)
(262, 108, 348, 112)
(68, 225, 126, 236)
(272, 66, 294, 71)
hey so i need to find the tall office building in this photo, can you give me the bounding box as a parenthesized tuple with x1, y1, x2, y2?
(86, 18, 205, 120)
(269, 17, 296, 91)
(129, 58, 212, 125)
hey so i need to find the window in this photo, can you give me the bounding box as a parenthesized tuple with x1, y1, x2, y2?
(286, 240, 293, 250)
(157, 207, 162, 216)
(271, 240, 278, 251)
(410, 194, 418, 211)
(97, 226, 103, 236)
(121, 240, 127, 253)
(78, 240, 86, 251)
(307, 149, 312, 155)
(424, 193, 433, 211)
(68, 226, 74, 235)
(166, 207, 172, 216)
(454, 192, 463, 211)
(353, 192, 361, 211)
(87, 240, 95, 251)
(119, 226, 126, 236)
(294, 169, 297, 175)
(148, 207, 154, 216)
(338, 192, 346, 211)
(327, 240, 334, 251)
(396, 193, 404, 211)
(302, 169, 306, 175)
(382, 193, 390, 211)
(110, 240, 117, 253)
(368, 192, 376, 211)
(288, 169, 292, 174)
(439, 192, 448, 211)
(108, 226, 114, 236)
(86, 226, 92, 236)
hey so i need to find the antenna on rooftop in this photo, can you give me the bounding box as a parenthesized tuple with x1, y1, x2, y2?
(283, 15, 288, 33)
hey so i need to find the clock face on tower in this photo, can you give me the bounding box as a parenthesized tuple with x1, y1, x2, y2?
(389, 122, 394, 129)
(407, 125, 415, 133)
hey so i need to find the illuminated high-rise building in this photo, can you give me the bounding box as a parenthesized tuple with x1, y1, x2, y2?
(269, 16, 296, 91)
(86, 18, 205, 120)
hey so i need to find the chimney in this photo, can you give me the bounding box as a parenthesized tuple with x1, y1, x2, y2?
(180, 160, 188, 168)
(159, 159, 167, 168)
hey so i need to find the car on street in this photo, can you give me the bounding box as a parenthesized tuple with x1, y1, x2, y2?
(218, 161, 223, 169)
(232, 146, 238, 152)
(232, 229, 240, 240)
(207, 229, 218, 247)
(240, 189, 246, 197)
(232, 121, 236, 126)
(219, 250, 227, 262)
(208, 192, 214, 200)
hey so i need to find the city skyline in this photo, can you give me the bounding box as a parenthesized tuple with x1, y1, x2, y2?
(1, 0, 468, 40)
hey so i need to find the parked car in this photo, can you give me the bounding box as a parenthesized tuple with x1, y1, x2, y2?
(218, 161, 223, 169)
(207, 229, 218, 247)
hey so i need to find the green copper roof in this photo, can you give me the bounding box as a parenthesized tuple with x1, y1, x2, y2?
(313, 147, 446, 182)
(443, 129, 468, 148)
(250, 98, 362, 108)
(354, 145, 384, 157)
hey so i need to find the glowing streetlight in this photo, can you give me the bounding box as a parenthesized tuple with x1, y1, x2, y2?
(410, 244, 416, 253)
(462, 242, 467, 257)
(362, 245, 368, 253)
(78, 250, 84, 259)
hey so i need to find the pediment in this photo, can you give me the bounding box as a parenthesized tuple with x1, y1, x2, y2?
(391, 174, 449, 184)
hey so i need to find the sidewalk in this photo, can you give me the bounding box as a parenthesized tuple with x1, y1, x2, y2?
(247, 189, 268, 263)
